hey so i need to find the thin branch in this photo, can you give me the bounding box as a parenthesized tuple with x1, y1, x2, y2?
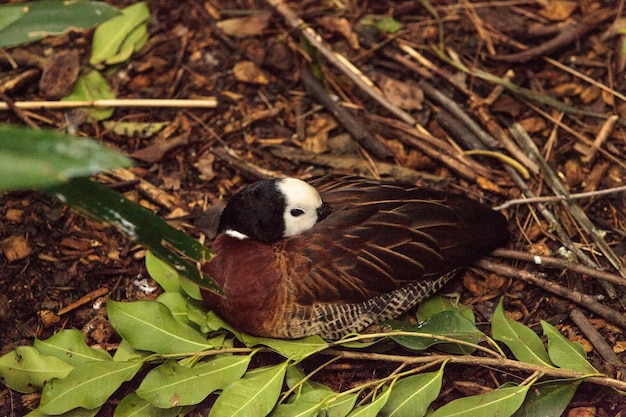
(492, 248, 626, 288)
(494, 185, 626, 210)
(0, 98, 218, 110)
(477, 259, 626, 330)
(322, 349, 626, 391)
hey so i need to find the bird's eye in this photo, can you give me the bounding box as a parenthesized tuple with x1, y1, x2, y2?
(290, 208, 305, 217)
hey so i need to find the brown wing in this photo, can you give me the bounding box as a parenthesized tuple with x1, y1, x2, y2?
(285, 175, 508, 305)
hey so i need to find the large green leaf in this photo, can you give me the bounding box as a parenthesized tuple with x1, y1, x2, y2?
(430, 383, 532, 417)
(107, 299, 214, 354)
(146, 250, 203, 300)
(0, 124, 132, 191)
(512, 380, 582, 417)
(90, 2, 150, 66)
(0, 346, 73, 393)
(34, 329, 112, 366)
(37, 360, 142, 414)
(0, 0, 119, 48)
(491, 299, 553, 367)
(541, 321, 598, 374)
(136, 355, 251, 408)
(416, 295, 474, 323)
(48, 178, 220, 293)
(379, 365, 445, 417)
(241, 334, 328, 360)
(210, 362, 288, 417)
(114, 393, 182, 417)
(347, 386, 391, 417)
(388, 310, 484, 354)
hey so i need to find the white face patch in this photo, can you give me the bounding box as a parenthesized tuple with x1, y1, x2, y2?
(276, 178, 323, 237)
(224, 229, 249, 240)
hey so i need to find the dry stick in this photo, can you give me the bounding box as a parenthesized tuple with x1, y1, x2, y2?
(493, 248, 626, 288)
(264, 0, 417, 125)
(580, 115, 620, 164)
(492, 9, 615, 63)
(268, 145, 444, 183)
(477, 259, 626, 330)
(497, 153, 612, 294)
(322, 349, 626, 391)
(58, 287, 109, 315)
(511, 124, 626, 281)
(0, 98, 218, 110)
(395, 42, 538, 173)
(300, 68, 394, 160)
(494, 185, 626, 211)
(569, 308, 625, 367)
(419, 80, 499, 149)
(366, 114, 482, 181)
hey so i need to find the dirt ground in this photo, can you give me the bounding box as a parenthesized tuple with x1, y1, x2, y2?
(1, 0, 626, 415)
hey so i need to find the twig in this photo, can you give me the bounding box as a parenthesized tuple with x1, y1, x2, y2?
(569, 309, 625, 367)
(492, 9, 615, 63)
(395, 42, 539, 173)
(511, 124, 626, 281)
(0, 98, 218, 111)
(322, 349, 626, 391)
(264, 0, 417, 125)
(493, 185, 626, 211)
(301, 68, 393, 160)
(580, 115, 620, 164)
(268, 145, 444, 183)
(492, 248, 626, 288)
(476, 259, 626, 330)
(58, 287, 109, 315)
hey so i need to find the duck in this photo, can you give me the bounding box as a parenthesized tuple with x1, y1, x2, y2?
(201, 175, 509, 340)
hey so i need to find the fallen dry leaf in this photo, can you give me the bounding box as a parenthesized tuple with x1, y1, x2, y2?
(217, 12, 271, 37)
(233, 60, 270, 85)
(539, 1, 578, 21)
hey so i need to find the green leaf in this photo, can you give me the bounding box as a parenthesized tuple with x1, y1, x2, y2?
(115, 393, 182, 417)
(62, 70, 116, 120)
(0, 124, 132, 191)
(0, 0, 119, 48)
(388, 310, 484, 354)
(327, 393, 359, 417)
(47, 178, 219, 293)
(416, 295, 474, 323)
(380, 365, 445, 417)
(541, 321, 598, 374)
(0, 346, 73, 393)
(146, 250, 182, 293)
(512, 379, 582, 417)
(26, 406, 100, 417)
(112, 339, 150, 362)
(241, 334, 328, 360)
(430, 383, 532, 417)
(38, 360, 142, 414)
(105, 21, 148, 65)
(375, 16, 403, 34)
(272, 389, 332, 417)
(210, 362, 288, 417)
(137, 355, 251, 408)
(90, 2, 150, 66)
(34, 329, 112, 366)
(107, 299, 213, 354)
(156, 291, 191, 324)
(491, 299, 553, 367)
(347, 385, 391, 417)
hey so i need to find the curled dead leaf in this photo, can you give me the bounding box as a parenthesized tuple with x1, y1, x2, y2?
(233, 60, 270, 85)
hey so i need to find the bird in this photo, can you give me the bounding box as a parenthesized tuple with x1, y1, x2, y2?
(201, 175, 509, 340)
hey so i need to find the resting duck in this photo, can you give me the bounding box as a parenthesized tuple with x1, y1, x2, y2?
(201, 175, 509, 339)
